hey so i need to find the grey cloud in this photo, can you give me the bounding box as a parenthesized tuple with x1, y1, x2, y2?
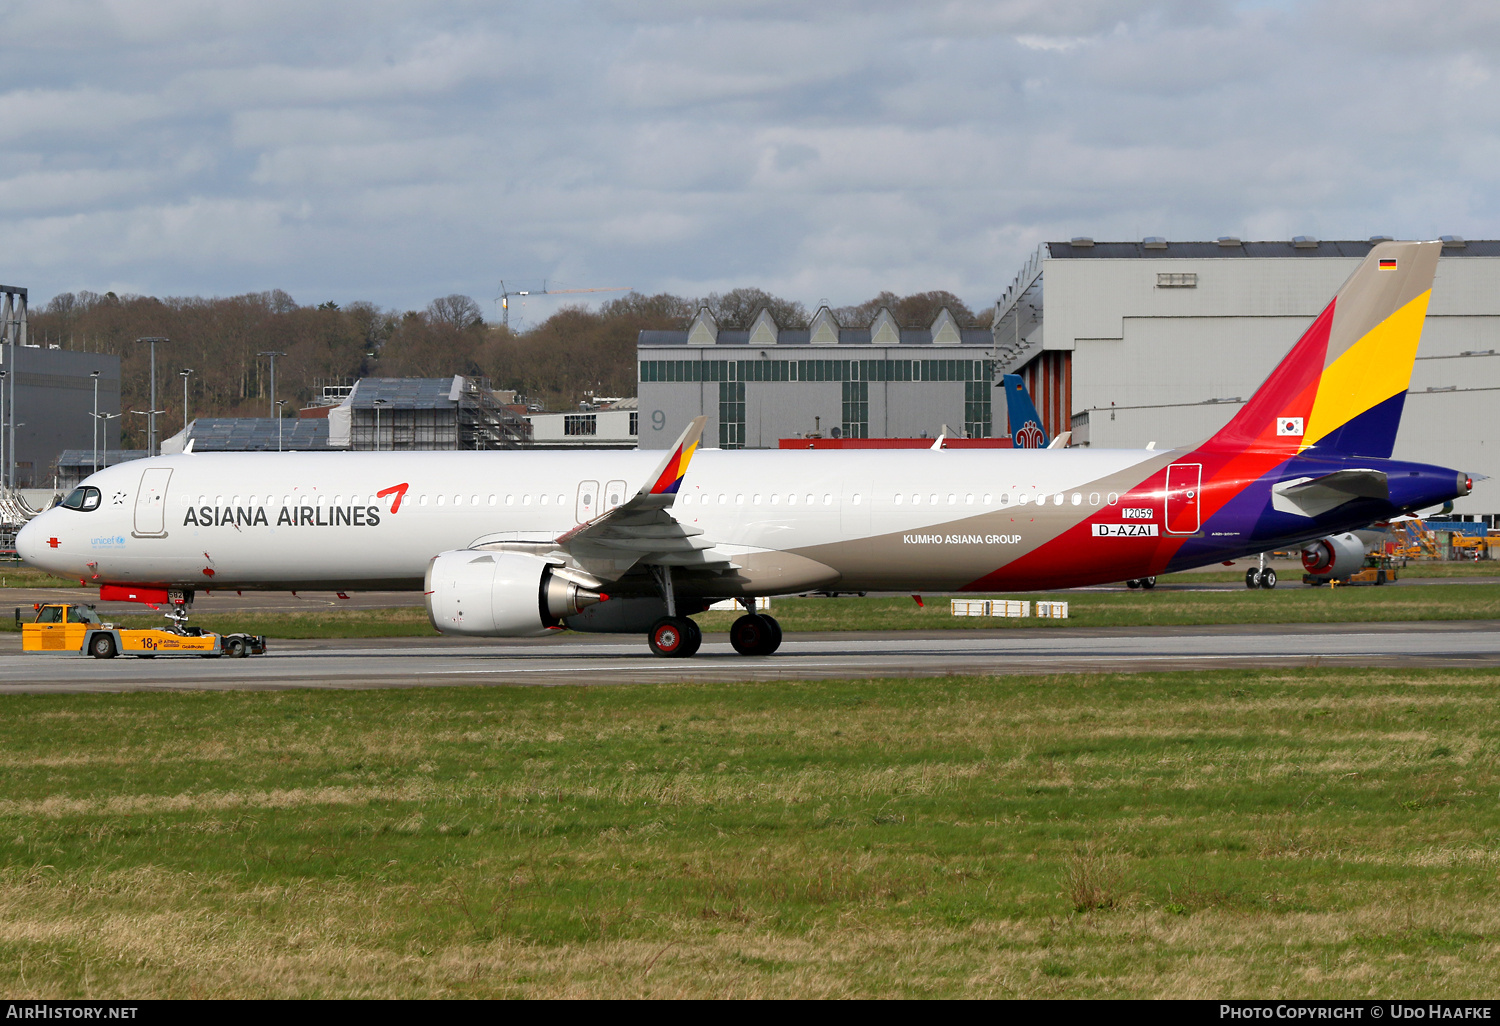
(3, 0, 1499, 313)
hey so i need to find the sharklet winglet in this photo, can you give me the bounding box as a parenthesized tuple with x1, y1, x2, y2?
(642, 416, 707, 500)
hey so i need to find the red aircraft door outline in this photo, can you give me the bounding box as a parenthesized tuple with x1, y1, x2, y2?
(1164, 463, 1202, 534)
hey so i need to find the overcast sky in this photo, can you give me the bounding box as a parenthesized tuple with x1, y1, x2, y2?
(4, 0, 1499, 320)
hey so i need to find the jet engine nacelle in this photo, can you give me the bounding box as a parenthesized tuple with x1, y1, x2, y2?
(1301, 532, 1367, 579)
(425, 550, 605, 636)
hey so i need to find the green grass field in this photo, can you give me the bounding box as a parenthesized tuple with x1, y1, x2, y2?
(0, 668, 1496, 998)
(1157, 562, 1498, 584)
(0, 565, 83, 589)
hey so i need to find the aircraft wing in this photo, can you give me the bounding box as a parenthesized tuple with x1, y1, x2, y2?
(1271, 469, 1389, 518)
(553, 417, 732, 579)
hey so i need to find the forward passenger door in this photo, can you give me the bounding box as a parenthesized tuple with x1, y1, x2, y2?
(133, 468, 172, 538)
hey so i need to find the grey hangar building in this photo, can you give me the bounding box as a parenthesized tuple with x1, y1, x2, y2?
(636, 306, 1000, 450)
(636, 238, 1500, 523)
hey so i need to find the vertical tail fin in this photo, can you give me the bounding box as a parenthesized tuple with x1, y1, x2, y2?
(1207, 240, 1441, 458)
(1002, 373, 1051, 449)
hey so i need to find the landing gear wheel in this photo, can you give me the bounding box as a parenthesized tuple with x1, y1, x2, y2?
(1125, 579, 1142, 590)
(648, 616, 695, 658)
(760, 614, 783, 654)
(680, 618, 703, 657)
(729, 614, 776, 655)
(1245, 568, 1262, 589)
(89, 634, 117, 659)
(1140, 577, 1157, 590)
(1259, 568, 1277, 589)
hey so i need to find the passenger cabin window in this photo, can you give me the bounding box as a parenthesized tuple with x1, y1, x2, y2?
(60, 487, 101, 512)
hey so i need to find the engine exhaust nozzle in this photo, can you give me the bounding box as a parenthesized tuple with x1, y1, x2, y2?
(543, 573, 608, 619)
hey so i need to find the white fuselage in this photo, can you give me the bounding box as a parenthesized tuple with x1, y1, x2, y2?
(19, 446, 1165, 592)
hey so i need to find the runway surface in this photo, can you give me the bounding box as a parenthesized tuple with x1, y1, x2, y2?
(6, 572, 1500, 621)
(2, 620, 1497, 693)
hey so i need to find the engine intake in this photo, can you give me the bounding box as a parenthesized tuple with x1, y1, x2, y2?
(1301, 532, 1367, 579)
(425, 550, 605, 636)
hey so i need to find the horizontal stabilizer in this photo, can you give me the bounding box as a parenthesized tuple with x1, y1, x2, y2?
(1272, 469, 1389, 518)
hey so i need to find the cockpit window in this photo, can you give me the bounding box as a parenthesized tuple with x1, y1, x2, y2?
(61, 486, 101, 512)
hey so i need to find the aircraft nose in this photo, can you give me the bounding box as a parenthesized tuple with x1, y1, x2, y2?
(14, 516, 51, 569)
(14, 522, 40, 561)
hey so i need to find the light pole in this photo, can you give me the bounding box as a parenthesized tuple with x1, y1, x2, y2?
(91, 370, 101, 473)
(130, 408, 164, 454)
(275, 400, 288, 451)
(9, 421, 22, 483)
(180, 369, 193, 432)
(134, 337, 167, 455)
(258, 351, 286, 419)
(372, 399, 387, 451)
(95, 412, 120, 470)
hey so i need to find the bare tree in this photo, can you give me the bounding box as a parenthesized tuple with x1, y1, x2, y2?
(699, 288, 808, 329)
(427, 294, 485, 329)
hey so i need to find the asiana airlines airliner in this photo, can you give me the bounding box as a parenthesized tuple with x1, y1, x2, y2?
(18, 242, 1473, 658)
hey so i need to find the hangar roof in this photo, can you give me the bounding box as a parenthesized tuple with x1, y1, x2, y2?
(637, 327, 993, 347)
(349, 377, 460, 409)
(179, 418, 331, 451)
(1046, 239, 1500, 259)
(55, 449, 149, 470)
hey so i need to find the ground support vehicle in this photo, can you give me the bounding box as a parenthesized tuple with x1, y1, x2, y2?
(1450, 535, 1489, 561)
(1303, 555, 1399, 587)
(20, 603, 267, 659)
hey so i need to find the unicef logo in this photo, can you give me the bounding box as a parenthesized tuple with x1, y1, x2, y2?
(1016, 422, 1046, 449)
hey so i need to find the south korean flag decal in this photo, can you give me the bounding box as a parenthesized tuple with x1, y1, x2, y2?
(1276, 416, 1304, 437)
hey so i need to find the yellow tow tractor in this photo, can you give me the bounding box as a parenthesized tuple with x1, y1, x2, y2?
(20, 602, 267, 660)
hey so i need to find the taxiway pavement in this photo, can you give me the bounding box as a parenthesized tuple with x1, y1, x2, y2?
(1, 620, 1496, 693)
(6, 572, 1500, 621)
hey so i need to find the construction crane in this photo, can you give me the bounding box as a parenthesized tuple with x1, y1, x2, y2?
(495, 280, 632, 329)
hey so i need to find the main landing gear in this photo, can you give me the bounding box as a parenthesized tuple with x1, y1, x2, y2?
(729, 610, 782, 656)
(1125, 577, 1157, 590)
(644, 566, 781, 657)
(648, 616, 702, 658)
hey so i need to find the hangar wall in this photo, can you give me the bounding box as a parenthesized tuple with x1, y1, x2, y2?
(999, 241, 1500, 520)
